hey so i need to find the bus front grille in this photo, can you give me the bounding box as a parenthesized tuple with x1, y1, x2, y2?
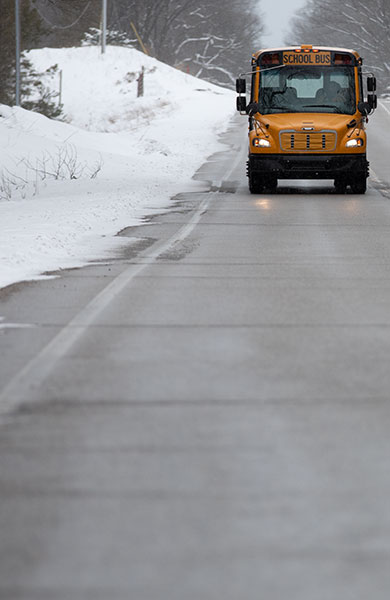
(280, 131, 337, 152)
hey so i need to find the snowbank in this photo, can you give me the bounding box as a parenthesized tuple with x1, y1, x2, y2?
(0, 46, 235, 289)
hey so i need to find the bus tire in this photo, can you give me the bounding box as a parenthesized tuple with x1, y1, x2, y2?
(334, 177, 347, 194)
(350, 174, 367, 194)
(264, 175, 278, 193)
(248, 173, 264, 194)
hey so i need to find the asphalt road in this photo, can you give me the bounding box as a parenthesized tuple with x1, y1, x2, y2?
(1, 107, 390, 599)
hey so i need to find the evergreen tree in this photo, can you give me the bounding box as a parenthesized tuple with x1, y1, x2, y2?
(0, 0, 63, 116)
(0, 0, 44, 105)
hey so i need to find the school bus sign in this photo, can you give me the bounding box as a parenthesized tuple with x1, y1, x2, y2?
(283, 51, 331, 65)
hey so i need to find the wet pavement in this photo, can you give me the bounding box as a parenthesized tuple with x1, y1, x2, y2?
(1, 115, 390, 599)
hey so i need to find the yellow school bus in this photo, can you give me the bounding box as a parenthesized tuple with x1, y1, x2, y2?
(236, 45, 377, 194)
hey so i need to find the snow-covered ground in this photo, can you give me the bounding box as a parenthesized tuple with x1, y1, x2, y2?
(0, 46, 235, 289)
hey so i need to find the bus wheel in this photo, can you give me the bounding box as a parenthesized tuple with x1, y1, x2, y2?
(264, 176, 278, 193)
(334, 177, 347, 194)
(249, 173, 264, 194)
(350, 174, 367, 194)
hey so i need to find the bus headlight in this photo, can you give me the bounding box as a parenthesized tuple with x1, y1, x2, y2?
(253, 138, 271, 148)
(346, 138, 364, 147)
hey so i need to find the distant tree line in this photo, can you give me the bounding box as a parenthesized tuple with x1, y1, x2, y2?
(34, 0, 264, 87)
(287, 0, 390, 90)
(0, 0, 263, 111)
(108, 0, 263, 86)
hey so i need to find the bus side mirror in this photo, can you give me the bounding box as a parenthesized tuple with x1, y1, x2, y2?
(358, 101, 371, 116)
(236, 78, 246, 94)
(367, 94, 377, 110)
(367, 76, 376, 92)
(236, 96, 247, 112)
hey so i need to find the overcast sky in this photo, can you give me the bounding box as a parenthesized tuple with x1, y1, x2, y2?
(259, 0, 307, 48)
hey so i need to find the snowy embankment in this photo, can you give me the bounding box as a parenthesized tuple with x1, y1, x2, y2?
(0, 46, 235, 289)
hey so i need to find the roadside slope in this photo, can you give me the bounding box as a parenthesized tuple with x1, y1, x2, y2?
(0, 46, 235, 289)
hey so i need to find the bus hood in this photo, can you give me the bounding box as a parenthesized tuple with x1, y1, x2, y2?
(261, 112, 358, 133)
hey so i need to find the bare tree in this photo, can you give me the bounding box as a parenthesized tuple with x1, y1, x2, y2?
(109, 0, 264, 86)
(287, 0, 390, 88)
(32, 0, 102, 47)
(24, 0, 265, 88)
(109, 0, 195, 60)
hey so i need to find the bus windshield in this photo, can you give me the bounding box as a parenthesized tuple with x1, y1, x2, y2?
(258, 66, 356, 115)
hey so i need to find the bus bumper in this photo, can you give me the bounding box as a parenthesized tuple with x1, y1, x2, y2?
(248, 153, 369, 179)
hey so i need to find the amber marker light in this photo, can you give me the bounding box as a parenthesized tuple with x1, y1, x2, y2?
(346, 138, 364, 147)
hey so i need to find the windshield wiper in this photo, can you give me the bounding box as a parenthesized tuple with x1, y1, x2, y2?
(303, 104, 343, 114)
(266, 106, 300, 113)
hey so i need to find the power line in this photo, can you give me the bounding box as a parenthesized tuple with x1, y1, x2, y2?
(31, 0, 92, 30)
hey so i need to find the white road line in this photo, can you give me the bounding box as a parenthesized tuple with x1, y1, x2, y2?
(370, 167, 380, 183)
(0, 323, 36, 330)
(379, 100, 390, 117)
(370, 103, 387, 186)
(214, 137, 247, 190)
(0, 194, 211, 416)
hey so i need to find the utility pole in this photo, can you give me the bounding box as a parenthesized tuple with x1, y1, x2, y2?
(101, 0, 107, 54)
(15, 0, 21, 106)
